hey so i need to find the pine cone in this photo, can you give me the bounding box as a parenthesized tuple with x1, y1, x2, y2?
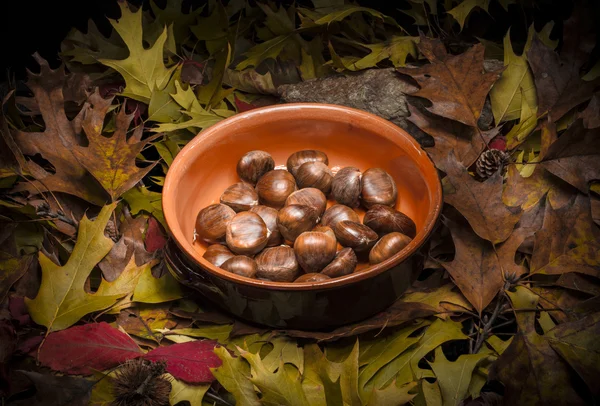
(475, 149, 510, 179)
(105, 219, 118, 241)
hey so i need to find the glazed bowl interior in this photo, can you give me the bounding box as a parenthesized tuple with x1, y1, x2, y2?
(163, 103, 442, 290)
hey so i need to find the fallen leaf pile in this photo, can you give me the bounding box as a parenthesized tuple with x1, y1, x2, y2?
(1, 0, 599, 405)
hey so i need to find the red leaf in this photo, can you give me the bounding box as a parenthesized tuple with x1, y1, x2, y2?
(39, 322, 143, 375)
(145, 216, 167, 252)
(143, 340, 222, 383)
(235, 96, 258, 112)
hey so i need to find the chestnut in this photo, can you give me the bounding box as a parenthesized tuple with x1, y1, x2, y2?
(255, 246, 299, 282)
(363, 205, 417, 238)
(277, 204, 319, 242)
(369, 232, 412, 265)
(334, 220, 378, 252)
(295, 161, 333, 194)
(220, 182, 259, 212)
(361, 168, 397, 208)
(295, 273, 331, 282)
(294, 231, 337, 273)
(320, 204, 360, 229)
(195, 204, 236, 243)
(236, 150, 275, 184)
(221, 255, 258, 278)
(285, 188, 327, 217)
(331, 167, 362, 207)
(312, 225, 336, 241)
(249, 205, 283, 246)
(256, 170, 297, 208)
(286, 150, 329, 177)
(203, 244, 235, 267)
(321, 247, 357, 278)
(225, 212, 269, 255)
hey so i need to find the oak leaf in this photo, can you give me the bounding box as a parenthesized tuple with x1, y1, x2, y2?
(72, 91, 159, 201)
(527, 36, 595, 122)
(447, 0, 489, 31)
(116, 307, 177, 344)
(143, 340, 222, 383)
(546, 312, 600, 398)
(99, 2, 177, 103)
(407, 105, 499, 172)
(530, 193, 600, 277)
(503, 165, 573, 211)
(302, 343, 343, 406)
(24, 203, 137, 332)
(211, 346, 262, 406)
(491, 287, 586, 405)
(428, 346, 492, 406)
(443, 152, 521, 244)
(0, 253, 32, 303)
(38, 322, 143, 375)
(12, 55, 107, 205)
(440, 215, 533, 314)
(397, 37, 501, 127)
(168, 374, 210, 406)
(539, 120, 600, 193)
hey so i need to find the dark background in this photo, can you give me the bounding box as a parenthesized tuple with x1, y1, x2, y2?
(0, 0, 582, 81)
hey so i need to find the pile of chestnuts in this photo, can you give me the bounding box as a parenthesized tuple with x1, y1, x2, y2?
(194, 149, 416, 283)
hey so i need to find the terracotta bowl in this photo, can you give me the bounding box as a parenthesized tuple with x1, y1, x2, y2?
(163, 103, 442, 330)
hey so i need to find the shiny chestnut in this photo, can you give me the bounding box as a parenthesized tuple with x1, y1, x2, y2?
(220, 182, 259, 212)
(225, 212, 269, 255)
(331, 167, 362, 207)
(236, 150, 275, 184)
(295, 161, 333, 194)
(320, 204, 360, 229)
(361, 168, 397, 208)
(334, 220, 379, 252)
(363, 205, 417, 238)
(255, 246, 299, 282)
(286, 150, 329, 177)
(249, 205, 283, 246)
(369, 232, 412, 265)
(294, 231, 337, 273)
(277, 204, 319, 242)
(295, 273, 331, 282)
(321, 247, 357, 278)
(285, 188, 327, 217)
(221, 255, 258, 278)
(195, 204, 236, 243)
(256, 170, 297, 208)
(203, 244, 235, 267)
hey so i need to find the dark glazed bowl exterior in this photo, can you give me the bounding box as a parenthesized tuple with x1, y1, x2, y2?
(163, 103, 442, 330)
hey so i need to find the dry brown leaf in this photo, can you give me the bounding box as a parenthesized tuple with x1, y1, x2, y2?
(12, 55, 107, 205)
(527, 36, 596, 122)
(407, 105, 499, 172)
(539, 120, 600, 193)
(531, 193, 600, 278)
(73, 91, 159, 201)
(580, 94, 600, 129)
(443, 152, 521, 244)
(397, 36, 501, 127)
(502, 165, 574, 211)
(440, 216, 530, 314)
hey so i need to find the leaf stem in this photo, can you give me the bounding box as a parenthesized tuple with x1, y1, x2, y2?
(472, 294, 504, 354)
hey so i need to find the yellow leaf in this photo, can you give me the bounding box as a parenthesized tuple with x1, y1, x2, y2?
(428, 347, 491, 406)
(401, 284, 472, 318)
(490, 29, 537, 123)
(168, 374, 210, 406)
(122, 186, 165, 228)
(211, 346, 262, 406)
(447, 0, 490, 31)
(164, 325, 233, 344)
(505, 89, 538, 149)
(350, 36, 418, 70)
(25, 203, 126, 332)
(132, 266, 183, 304)
(99, 2, 177, 103)
(367, 380, 417, 406)
(261, 336, 304, 374)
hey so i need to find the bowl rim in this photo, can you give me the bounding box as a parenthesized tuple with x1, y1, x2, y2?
(163, 103, 443, 291)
